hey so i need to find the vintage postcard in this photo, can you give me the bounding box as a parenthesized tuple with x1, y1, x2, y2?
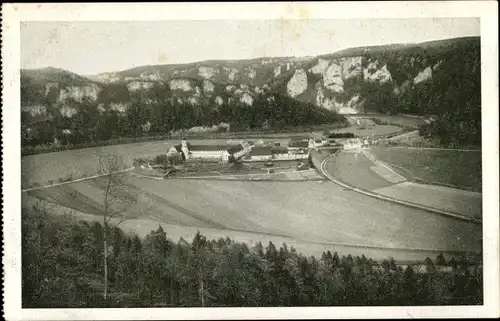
(2, 2, 499, 320)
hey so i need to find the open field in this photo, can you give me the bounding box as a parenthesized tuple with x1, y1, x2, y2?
(325, 124, 404, 138)
(25, 173, 482, 260)
(370, 147, 482, 192)
(327, 151, 397, 190)
(373, 182, 482, 220)
(324, 150, 482, 219)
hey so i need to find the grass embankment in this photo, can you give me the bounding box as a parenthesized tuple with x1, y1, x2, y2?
(370, 147, 482, 192)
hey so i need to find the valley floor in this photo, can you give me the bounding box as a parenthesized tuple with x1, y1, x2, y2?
(24, 171, 482, 261)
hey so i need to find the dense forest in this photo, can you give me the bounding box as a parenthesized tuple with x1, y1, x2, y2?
(22, 203, 483, 308)
(363, 39, 481, 147)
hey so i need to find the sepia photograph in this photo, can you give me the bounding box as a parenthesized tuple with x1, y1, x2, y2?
(3, 2, 499, 320)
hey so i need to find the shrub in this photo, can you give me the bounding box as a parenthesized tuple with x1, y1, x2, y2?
(155, 154, 168, 165)
(328, 132, 355, 139)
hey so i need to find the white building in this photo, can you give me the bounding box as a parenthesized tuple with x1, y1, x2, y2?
(168, 140, 251, 163)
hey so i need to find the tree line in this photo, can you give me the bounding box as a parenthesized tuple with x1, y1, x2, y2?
(22, 202, 483, 308)
(21, 85, 346, 150)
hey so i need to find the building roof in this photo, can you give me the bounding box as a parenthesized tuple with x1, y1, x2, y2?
(289, 140, 309, 148)
(249, 146, 273, 156)
(188, 145, 231, 152)
(271, 146, 289, 154)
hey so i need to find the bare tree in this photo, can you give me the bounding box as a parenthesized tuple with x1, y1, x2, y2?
(98, 153, 150, 300)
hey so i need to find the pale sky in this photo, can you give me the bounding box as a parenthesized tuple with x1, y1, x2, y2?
(21, 18, 480, 75)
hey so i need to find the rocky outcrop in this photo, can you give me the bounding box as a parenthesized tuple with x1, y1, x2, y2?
(240, 93, 254, 106)
(315, 82, 347, 111)
(215, 96, 224, 105)
(97, 72, 120, 83)
(59, 84, 101, 102)
(202, 80, 215, 94)
(194, 86, 202, 97)
(338, 95, 361, 114)
(140, 72, 162, 81)
(414, 66, 432, 84)
(144, 98, 160, 105)
(198, 66, 217, 79)
(248, 68, 256, 80)
(45, 83, 60, 96)
(393, 80, 412, 96)
(226, 68, 237, 82)
(315, 81, 363, 113)
(340, 57, 363, 79)
(432, 60, 444, 71)
(274, 66, 281, 77)
(59, 106, 78, 118)
(21, 37, 480, 121)
(363, 62, 392, 83)
(309, 58, 330, 75)
(187, 97, 199, 105)
(169, 79, 192, 91)
(97, 103, 106, 114)
(141, 121, 152, 132)
(287, 69, 308, 97)
(110, 103, 129, 113)
(127, 81, 154, 92)
(22, 105, 47, 117)
(315, 83, 335, 110)
(323, 63, 344, 93)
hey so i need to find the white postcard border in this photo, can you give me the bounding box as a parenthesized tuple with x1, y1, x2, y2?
(2, 2, 499, 319)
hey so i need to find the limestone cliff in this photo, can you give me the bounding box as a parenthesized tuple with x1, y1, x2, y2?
(21, 36, 480, 133)
(287, 69, 308, 97)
